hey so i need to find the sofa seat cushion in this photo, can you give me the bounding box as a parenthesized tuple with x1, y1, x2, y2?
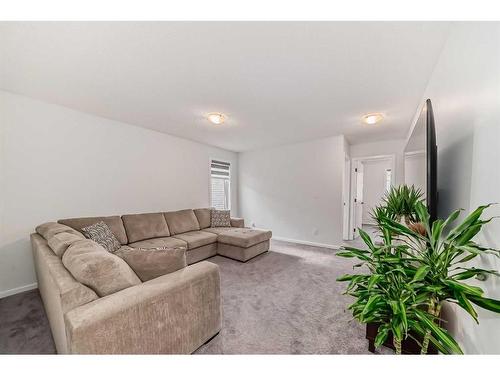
(128, 236, 187, 249)
(172, 231, 218, 250)
(193, 208, 211, 229)
(58, 216, 128, 245)
(201, 227, 236, 235)
(62, 239, 141, 297)
(115, 246, 187, 282)
(121, 213, 170, 243)
(164, 209, 200, 235)
(217, 228, 272, 248)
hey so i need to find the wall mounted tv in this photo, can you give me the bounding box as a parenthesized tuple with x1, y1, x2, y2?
(404, 99, 438, 222)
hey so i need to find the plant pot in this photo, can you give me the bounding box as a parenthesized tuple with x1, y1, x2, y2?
(365, 322, 438, 354)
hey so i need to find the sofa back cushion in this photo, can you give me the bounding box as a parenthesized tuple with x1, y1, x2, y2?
(36, 222, 85, 241)
(58, 216, 128, 245)
(115, 246, 187, 282)
(62, 239, 141, 297)
(121, 213, 170, 243)
(164, 209, 200, 235)
(47, 232, 86, 257)
(193, 208, 211, 229)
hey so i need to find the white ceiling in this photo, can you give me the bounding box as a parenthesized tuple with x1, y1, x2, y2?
(0, 22, 450, 152)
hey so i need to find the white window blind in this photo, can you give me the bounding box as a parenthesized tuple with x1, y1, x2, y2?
(210, 160, 231, 210)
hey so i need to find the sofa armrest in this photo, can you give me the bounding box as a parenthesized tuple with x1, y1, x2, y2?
(64, 261, 221, 354)
(230, 217, 245, 228)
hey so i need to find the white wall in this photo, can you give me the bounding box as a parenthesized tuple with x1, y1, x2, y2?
(404, 152, 426, 197)
(0, 91, 239, 297)
(414, 22, 500, 354)
(239, 136, 346, 247)
(349, 139, 406, 185)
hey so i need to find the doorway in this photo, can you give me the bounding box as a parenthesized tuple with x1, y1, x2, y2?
(348, 154, 395, 239)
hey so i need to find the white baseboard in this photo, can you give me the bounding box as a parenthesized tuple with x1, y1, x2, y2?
(272, 236, 340, 249)
(0, 283, 38, 299)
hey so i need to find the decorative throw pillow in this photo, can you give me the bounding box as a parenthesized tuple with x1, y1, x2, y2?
(81, 221, 121, 253)
(114, 246, 187, 282)
(210, 209, 231, 227)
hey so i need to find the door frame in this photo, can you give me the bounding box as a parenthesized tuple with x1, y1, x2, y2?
(348, 154, 396, 239)
(342, 155, 352, 240)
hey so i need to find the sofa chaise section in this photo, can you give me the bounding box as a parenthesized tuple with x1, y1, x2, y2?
(216, 228, 272, 262)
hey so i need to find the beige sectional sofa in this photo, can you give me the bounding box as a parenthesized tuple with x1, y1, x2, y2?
(31, 208, 272, 354)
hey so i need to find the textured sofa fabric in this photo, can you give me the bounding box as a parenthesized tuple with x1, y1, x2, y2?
(172, 230, 218, 249)
(217, 228, 272, 248)
(36, 222, 85, 241)
(230, 217, 245, 228)
(58, 216, 129, 245)
(128, 236, 187, 249)
(62, 239, 141, 297)
(32, 208, 270, 354)
(186, 243, 218, 265)
(121, 213, 170, 243)
(65, 262, 221, 354)
(47, 231, 86, 257)
(31, 234, 98, 354)
(164, 209, 200, 235)
(193, 208, 211, 229)
(202, 227, 235, 235)
(115, 246, 187, 282)
(217, 240, 270, 262)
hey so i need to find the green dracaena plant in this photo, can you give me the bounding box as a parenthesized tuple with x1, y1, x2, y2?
(378, 201, 500, 354)
(337, 227, 464, 354)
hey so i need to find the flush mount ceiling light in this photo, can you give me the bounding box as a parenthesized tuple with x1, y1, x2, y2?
(206, 112, 226, 125)
(362, 113, 384, 125)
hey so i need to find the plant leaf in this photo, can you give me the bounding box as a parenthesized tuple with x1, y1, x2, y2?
(336, 274, 355, 282)
(412, 265, 430, 282)
(443, 279, 484, 297)
(468, 295, 500, 313)
(454, 291, 478, 323)
(415, 310, 464, 354)
(374, 324, 390, 347)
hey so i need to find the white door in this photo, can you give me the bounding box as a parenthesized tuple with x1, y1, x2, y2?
(353, 161, 364, 239)
(362, 158, 393, 225)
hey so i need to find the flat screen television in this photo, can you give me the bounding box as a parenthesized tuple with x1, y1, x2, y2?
(404, 99, 438, 222)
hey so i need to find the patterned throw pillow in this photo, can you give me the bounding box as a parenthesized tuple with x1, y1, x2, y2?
(81, 221, 121, 253)
(211, 209, 231, 227)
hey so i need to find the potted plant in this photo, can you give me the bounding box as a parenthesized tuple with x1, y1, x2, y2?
(338, 186, 500, 354)
(379, 201, 500, 354)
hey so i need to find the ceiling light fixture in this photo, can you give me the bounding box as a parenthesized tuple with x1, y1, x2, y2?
(362, 113, 384, 125)
(206, 112, 226, 125)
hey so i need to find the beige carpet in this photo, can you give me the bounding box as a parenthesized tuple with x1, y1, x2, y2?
(0, 239, 387, 354)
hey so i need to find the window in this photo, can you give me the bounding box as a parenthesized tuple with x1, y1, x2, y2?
(210, 159, 231, 210)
